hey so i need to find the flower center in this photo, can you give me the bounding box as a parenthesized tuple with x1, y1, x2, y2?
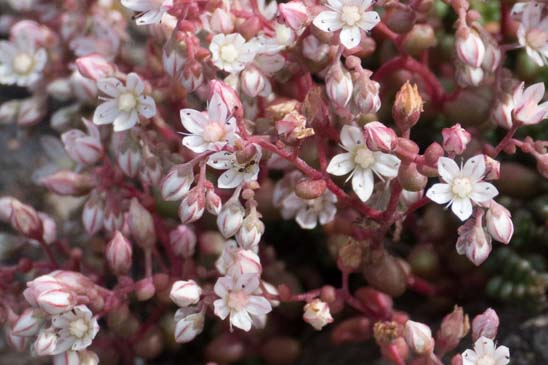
(354, 147, 375, 169)
(227, 290, 249, 311)
(117, 92, 137, 112)
(202, 122, 225, 142)
(275, 24, 293, 46)
(451, 177, 473, 199)
(526, 28, 548, 50)
(12, 53, 34, 75)
(220, 44, 239, 63)
(69, 318, 89, 339)
(340, 6, 361, 26)
(476, 355, 496, 365)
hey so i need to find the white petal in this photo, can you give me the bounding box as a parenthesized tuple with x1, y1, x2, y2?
(246, 296, 272, 316)
(207, 152, 235, 169)
(352, 168, 374, 202)
(136, 9, 164, 25)
(318, 203, 336, 225)
(180, 109, 208, 134)
(461, 349, 478, 365)
(230, 310, 252, 331)
(373, 153, 400, 178)
(494, 346, 510, 365)
(426, 183, 452, 204)
(113, 110, 139, 131)
(470, 182, 498, 203)
(138, 95, 156, 118)
(121, 0, 154, 11)
(97, 78, 123, 97)
(218, 169, 244, 189)
(126, 73, 144, 95)
(474, 337, 495, 357)
(359, 11, 380, 31)
(208, 92, 229, 122)
(93, 100, 118, 125)
(339, 27, 361, 49)
(213, 300, 230, 319)
(462, 155, 486, 182)
(213, 276, 232, 297)
(437, 157, 460, 184)
(295, 208, 318, 229)
(326, 152, 354, 176)
(340, 125, 364, 150)
(182, 135, 207, 153)
(313, 11, 343, 32)
(451, 198, 473, 221)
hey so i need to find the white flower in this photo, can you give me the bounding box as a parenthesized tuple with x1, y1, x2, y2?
(426, 155, 498, 221)
(121, 0, 174, 26)
(50, 305, 99, 354)
(174, 307, 205, 343)
(180, 92, 238, 153)
(303, 299, 333, 330)
(213, 274, 272, 331)
(462, 336, 510, 365)
(207, 145, 262, 189)
(313, 0, 380, 49)
(0, 37, 47, 87)
(512, 82, 548, 126)
(327, 125, 401, 202)
(281, 191, 337, 230)
(516, 1, 548, 66)
(93, 73, 157, 132)
(210, 33, 257, 73)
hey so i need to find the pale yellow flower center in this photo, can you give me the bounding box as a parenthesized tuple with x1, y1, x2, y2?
(526, 28, 548, 50)
(340, 6, 361, 26)
(12, 53, 34, 75)
(476, 355, 496, 365)
(69, 318, 90, 339)
(354, 147, 375, 169)
(202, 122, 225, 142)
(227, 290, 249, 311)
(118, 92, 138, 112)
(451, 177, 473, 199)
(220, 44, 239, 63)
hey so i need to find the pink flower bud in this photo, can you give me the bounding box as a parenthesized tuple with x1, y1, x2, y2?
(206, 189, 222, 215)
(216, 197, 245, 238)
(352, 72, 381, 115)
(364, 122, 398, 152)
(355, 287, 394, 319)
(70, 71, 98, 102)
(236, 210, 264, 253)
(135, 278, 156, 301)
(11, 308, 45, 337)
(404, 320, 435, 355)
(128, 198, 156, 250)
(455, 26, 485, 68)
(240, 66, 268, 98)
(106, 231, 133, 275)
(216, 241, 262, 276)
(302, 35, 329, 63)
(161, 165, 194, 201)
(40, 170, 95, 196)
(472, 308, 499, 342)
(170, 280, 202, 307)
(162, 48, 185, 79)
(210, 8, 234, 34)
(279, 1, 309, 30)
(512, 82, 548, 126)
(75, 54, 116, 81)
(483, 155, 500, 180)
(181, 62, 203, 92)
(47, 78, 73, 101)
(5, 327, 28, 352)
(174, 307, 205, 343)
(33, 329, 57, 356)
(455, 64, 484, 87)
(39, 212, 57, 245)
(17, 96, 46, 126)
(490, 93, 514, 130)
(303, 299, 333, 330)
(435, 306, 469, 354)
(209, 80, 243, 119)
(78, 350, 100, 365)
(179, 187, 205, 223)
(23, 275, 65, 307)
(61, 119, 103, 165)
(103, 205, 125, 234)
(139, 157, 163, 187)
(53, 351, 80, 365)
(326, 62, 353, 108)
(442, 123, 471, 155)
(82, 194, 105, 235)
(37, 288, 76, 315)
(9, 200, 43, 239)
(169, 225, 197, 258)
(117, 137, 142, 178)
(393, 82, 423, 131)
(294, 178, 327, 200)
(456, 219, 492, 266)
(485, 201, 513, 244)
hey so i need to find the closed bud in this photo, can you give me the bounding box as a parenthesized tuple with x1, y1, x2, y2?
(37, 288, 76, 315)
(139, 157, 163, 187)
(398, 163, 427, 192)
(490, 93, 514, 130)
(40, 170, 95, 196)
(384, 4, 416, 34)
(535, 153, 548, 179)
(302, 35, 330, 63)
(82, 194, 105, 235)
(128, 198, 156, 249)
(53, 351, 80, 365)
(303, 299, 333, 330)
(362, 248, 407, 297)
(161, 165, 194, 201)
(424, 142, 444, 167)
(338, 239, 363, 271)
(170, 280, 202, 307)
(455, 64, 484, 87)
(355, 287, 393, 319)
(400, 189, 424, 206)
(240, 66, 267, 98)
(295, 179, 327, 199)
(106, 231, 133, 275)
(135, 278, 156, 301)
(174, 308, 205, 343)
(61, 119, 103, 165)
(18, 96, 46, 126)
(404, 320, 434, 355)
(393, 81, 423, 132)
(5, 327, 28, 352)
(33, 329, 57, 356)
(216, 241, 262, 276)
(456, 219, 492, 266)
(179, 187, 205, 224)
(47, 78, 73, 101)
(169, 225, 197, 258)
(217, 197, 245, 238)
(485, 201, 513, 244)
(326, 62, 353, 108)
(162, 48, 185, 79)
(210, 8, 234, 34)
(471, 308, 499, 342)
(181, 62, 203, 92)
(9, 200, 43, 239)
(117, 141, 142, 178)
(455, 26, 485, 68)
(71, 71, 98, 102)
(442, 123, 471, 155)
(206, 189, 223, 215)
(236, 208, 264, 253)
(435, 306, 469, 354)
(76, 53, 116, 81)
(364, 122, 398, 152)
(402, 24, 437, 56)
(483, 155, 500, 180)
(279, 1, 309, 30)
(209, 80, 244, 119)
(12, 308, 45, 337)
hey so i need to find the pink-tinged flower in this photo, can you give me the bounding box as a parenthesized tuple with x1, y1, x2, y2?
(138, 152, 163, 187)
(53, 351, 80, 365)
(33, 328, 58, 356)
(207, 146, 262, 189)
(442, 123, 472, 155)
(456, 219, 492, 266)
(217, 195, 245, 238)
(40, 171, 95, 196)
(455, 64, 484, 88)
(213, 274, 272, 332)
(483, 156, 501, 181)
(170, 280, 202, 307)
(352, 70, 381, 115)
(279, 1, 309, 30)
(240, 66, 269, 98)
(5, 326, 28, 352)
(103, 205, 126, 234)
(76, 54, 116, 82)
(236, 208, 264, 253)
(404, 320, 435, 355)
(23, 275, 66, 308)
(93, 73, 157, 132)
(472, 308, 499, 342)
(9, 199, 43, 239)
(512, 82, 548, 125)
(0, 36, 47, 87)
(11, 308, 46, 337)
(17, 95, 47, 126)
(462, 336, 510, 365)
(327, 125, 401, 202)
(216, 240, 262, 277)
(208, 8, 235, 34)
(174, 307, 205, 343)
(491, 93, 514, 130)
(326, 62, 353, 108)
(313, 0, 380, 49)
(426, 155, 498, 221)
(209, 80, 244, 119)
(363, 121, 398, 153)
(117, 143, 142, 178)
(485, 201, 513, 244)
(70, 71, 98, 103)
(82, 193, 105, 236)
(178, 187, 205, 223)
(400, 189, 424, 207)
(180, 93, 239, 153)
(121, 0, 174, 26)
(210, 33, 257, 73)
(302, 35, 330, 62)
(206, 189, 223, 215)
(51, 305, 99, 354)
(106, 231, 133, 275)
(161, 165, 194, 201)
(455, 26, 485, 68)
(303, 299, 333, 330)
(37, 289, 77, 315)
(61, 119, 103, 166)
(169, 225, 197, 258)
(280, 190, 337, 230)
(127, 198, 156, 250)
(516, 1, 548, 66)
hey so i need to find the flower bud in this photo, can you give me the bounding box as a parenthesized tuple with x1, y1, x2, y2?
(139, 157, 163, 187)
(33, 329, 57, 356)
(174, 308, 205, 343)
(128, 198, 156, 250)
(398, 163, 427, 192)
(53, 351, 80, 365)
(400, 189, 424, 206)
(61, 119, 103, 166)
(217, 197, 245, 238)
(364, 122, 398, 152)
(240, 66, 267, 98)
(179, 187, 205, 224)
(206, 189, 223, 215)
(160, 165, 194, 201)
(295, 179, 326, 200)
(393, 81, 423, 132)
(163, 47, 185, 79)
(485, 201, 513, 244)
(435, 306, 469, 354)
(106, 231, 133, 275)
(12, 308, 45, 337)
(0, 196, 15, 222)
(17, 96, 46, 126)
(169, 225, 197, 258)
(471, 308, 499, 342)
(82, 194, 104, 235)
(37, 288, 76, 315)
(302, 35, 329, 63)
(455, 64, 484, 87)
(170, 280, 202, 307)
(275, 111, 314, 143)
(442, 123, 471, 155)
(40, 170, 95, 196)
(326, 62, 353, 108)
(210, 8, 234, 34)
(455, 26, 485, 68)
(78, 350, 99, 365)
(135, 278, 156, 301)
(338, 239, 363, 271)
(404, 320, 434, 355)
(9, 200, 43, 239)
(355, 287, 393, 319)
(76, 54, 116, 81)
(279, 1, 309, 30)
(181, 62, 203, 92)
(5, 326, 28, 352)
(303, 299, 333, 330)
(0, 100, 20, 125)
(383, 4, 416, 34)
(402, 24, 437, 56)
(236, 209, 264, 253)
(483, 155, 500, 180)
(424, 142, 444, 167)
(117, 141, 142, 178)
(71, 71, 98, 102)
(209, 80, 243, 119)
(47, 78, 73, 101)
(216, 241, 262, 276)
(490, 93, 514, 130)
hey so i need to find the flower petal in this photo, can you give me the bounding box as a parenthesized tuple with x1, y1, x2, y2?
(207, 152, 235, 169)
(340, 125, 364, 150)
(113, 110, 138, 131)
(473, 337, 496, 357)
(437, 157, 460, 184)
(313, 11, 343, 33)
(373, 153, 401, 178)
(494, 345, 510, 365)
(296, 208, 318, 229)
(208, 92, 229, 122)
(97, 78, 123, 97)
(213, 299, 230, 319)
(126, 73, 144, 95)
(426, 183, 452, 204)
(93, 100, 119, 125)
(339, 26, 361, 49)
(218, 169, 244, 189)
(470, 182, 498, 203)
(214, 276, 233, 297)
(462, 155, 486, 182)
(451, 198, 473, 221)
(246, 296, 272, 316)
(230, 310, 252, 331)
(327, 152, 354, 176)
(359, 11, 380, 31)
(182, 135, 207, 153)
(461, 349, 478, 365)
(138, 95, 156, 118)
(352, 168, 374, 202)
(180, 109, 208, 134)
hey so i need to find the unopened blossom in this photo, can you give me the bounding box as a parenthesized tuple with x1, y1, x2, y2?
(174, 307, 205, 343)
(352, 71, 381, 115)
(207, 145, 262, 189)
(516, 1, 548, 66)
(313, 0, 380, 49)
(170, 280, 202, 307)
(121, 0, 173, 26)
(236, 208, 264, 253)
(61, 119, 103, 166)
(442, 124, 472, 155)
(180, 93, 239, 153)
(325, 62, 353, 108)
(105, 231, 133, 275)
(303, 299, 333, 330)
(210, 33, 257, 73)
(82, 193, 105, 235)
(12, 308, 46, 337)
(279, 1, 310, 31)
(215, 240, 262, 277)
(472, 308, 499, 342)
(217, 195, 245, 238)
(327, 125, 401, 202)
(213, 274, 272, 331)
(363, 122, 398, 153)
(404, 320, 435, 355)
(160, 165, 194, 201)
(512, 82, 548, 125)
(485, 201, 513, 244)
(456, 219, 492, 266)
(455, 26, 485, 68)
(0, 36, 47, 87)
(462, 336, 510, 365)
(93, 73, 157, 132)
(33, 329, 58, 356)
(169, 225, 197, 258)
(51, 305, 99, 354)
(426, 155, 498, 221)
(302, 35, 330, 62)
(179, 187, 205, 223)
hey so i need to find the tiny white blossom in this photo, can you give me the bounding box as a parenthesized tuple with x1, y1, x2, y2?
(50, 305, 99, 354)
(281, 191, 337, 230)
(210, 33, 257, 73)
(313, 0, 380, 49)
(121, 0, 174, 26)
(207, 146, 262, 189)
(462, 336, 510, 365)
(327, 125, 401, 202)
(0, 37, 47, 87)
(426, 155, 498, 221)
(93, 73, 157, 132)
(516, 1, 548, 66)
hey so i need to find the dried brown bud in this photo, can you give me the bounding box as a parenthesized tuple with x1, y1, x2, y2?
(373, 321, 400, 345)
(295, 179, 327, 200)
(393, 81, 423, 132)
(338, 239, 363, 271)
